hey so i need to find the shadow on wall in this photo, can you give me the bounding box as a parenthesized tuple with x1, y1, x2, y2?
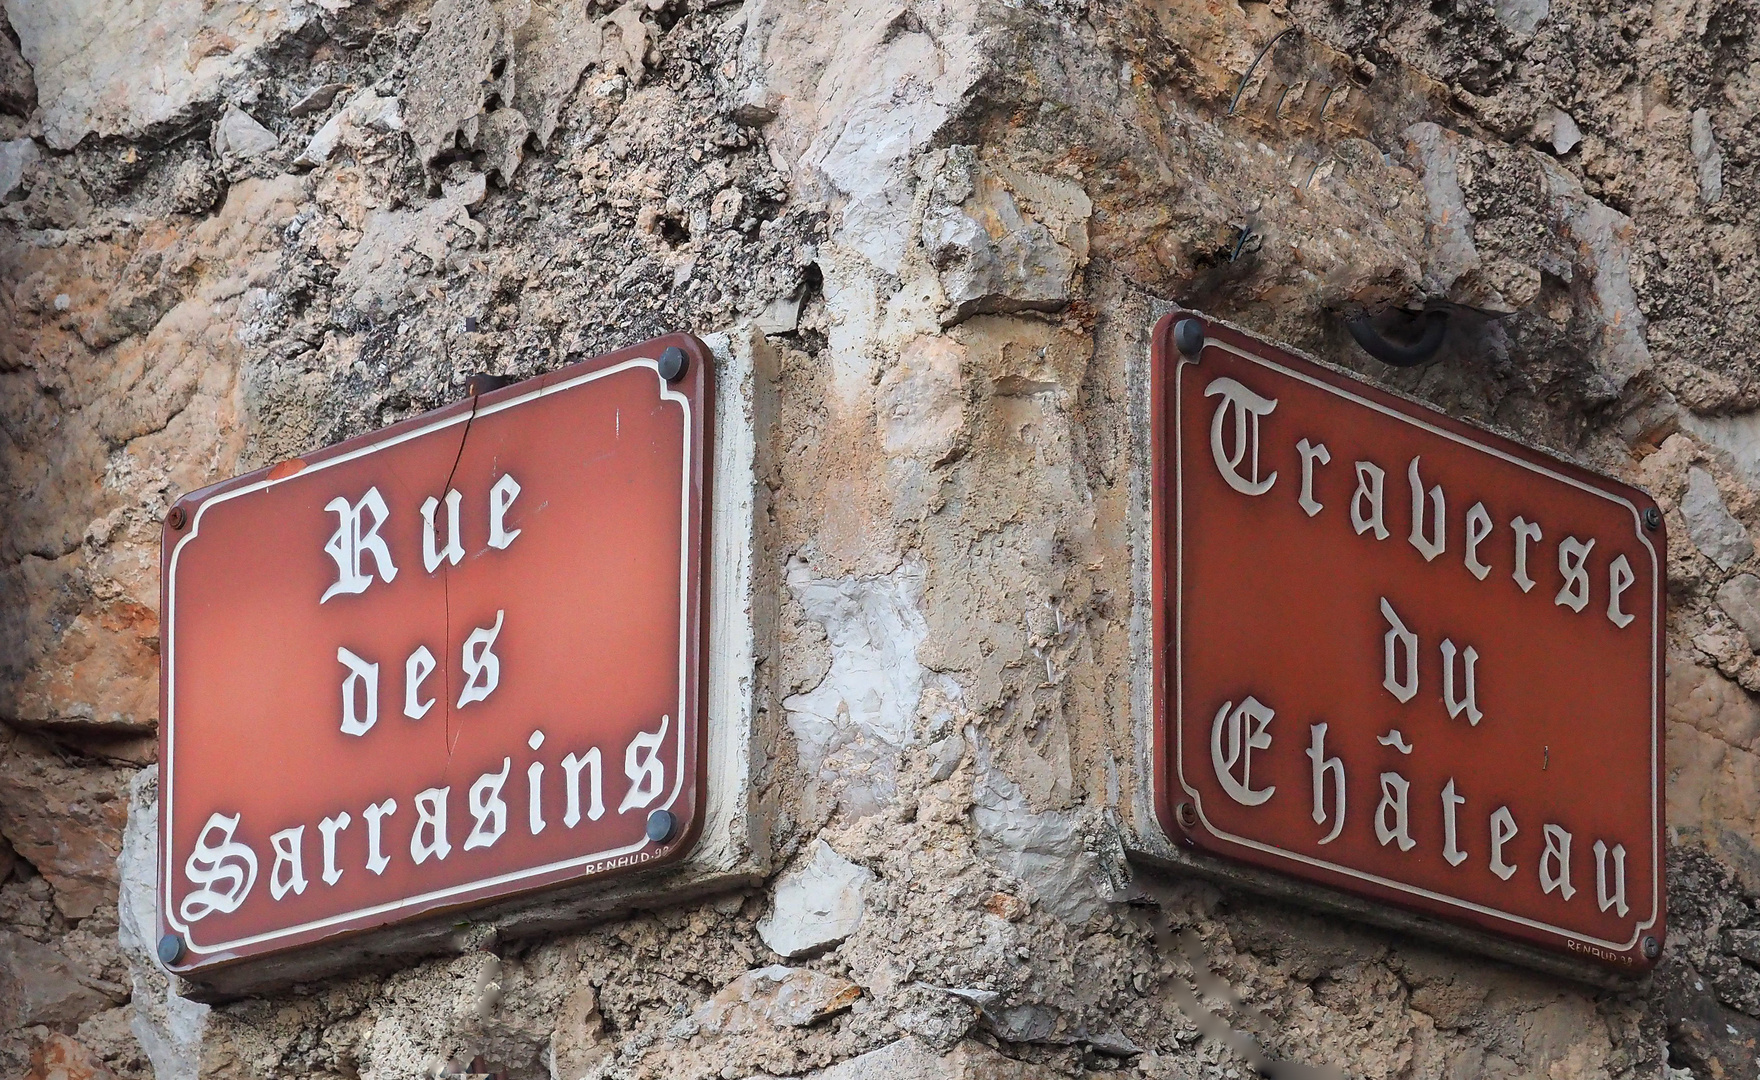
(1139, 879, 1345, 1080)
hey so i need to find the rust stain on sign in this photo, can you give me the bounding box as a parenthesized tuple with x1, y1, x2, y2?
(1150, 314, 1666, 971)
(158, 335, 713, 978)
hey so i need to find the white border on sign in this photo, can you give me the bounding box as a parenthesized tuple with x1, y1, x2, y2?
(1172, 338, 1661, 954)
(162, 358, 694, 957)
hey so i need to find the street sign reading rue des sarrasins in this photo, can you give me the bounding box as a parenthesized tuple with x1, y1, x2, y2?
(1151, 313, 1666, 971)
(158, 335, 713, 978)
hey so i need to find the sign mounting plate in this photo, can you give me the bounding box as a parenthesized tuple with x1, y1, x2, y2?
(159, 334, 713, 979)
(1150, 313, 1665, 971)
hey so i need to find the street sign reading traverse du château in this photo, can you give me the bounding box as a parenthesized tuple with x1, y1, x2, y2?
(1150, 313, 1666, 971)
(158, 335, 713, 979)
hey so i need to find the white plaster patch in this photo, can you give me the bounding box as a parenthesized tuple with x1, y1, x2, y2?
(784, 554, 930, 813)
(969, 730, 1106, 925)
(117, 765, 210, 1080)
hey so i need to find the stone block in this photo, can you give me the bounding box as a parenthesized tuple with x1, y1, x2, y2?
(697, 965, 861, 1033)
(23, 1033, 119, 1080)
(775, 1037, 1061, 1080)
(1683, 467, 1752, 570)
(212, 105, 278, 161)
(0, 730, 130, 919)
(1717, 574, 1760, 651)
(757, 840, 872, 958)
(0, 932, 113, 1029)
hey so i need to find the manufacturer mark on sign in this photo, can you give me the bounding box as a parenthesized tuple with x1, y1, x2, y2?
(159, 335, 713, 976)
(1150, 314, 1666, 970)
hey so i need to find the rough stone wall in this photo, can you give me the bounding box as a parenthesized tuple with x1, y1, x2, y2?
(0, 1, 1757, 1078)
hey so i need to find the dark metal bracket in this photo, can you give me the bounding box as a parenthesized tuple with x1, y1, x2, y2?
(1345, 309, 1449, 368)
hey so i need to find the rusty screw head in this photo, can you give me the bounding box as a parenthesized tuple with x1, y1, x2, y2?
(1174, 318, 1206, 357)
(1643, 935, 1661, 960)
(1174, 801, 1199, 830)
(157, 932, 185, 966)
(1643, 507, 1662, 531)
(645, 808, 676, 843)
(166, 506, 188, 530)
(657, 346, 688, 382)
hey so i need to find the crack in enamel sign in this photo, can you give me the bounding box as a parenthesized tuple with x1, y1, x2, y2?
(1150, 314, 1666, 970)
(158, 335, 712, 976)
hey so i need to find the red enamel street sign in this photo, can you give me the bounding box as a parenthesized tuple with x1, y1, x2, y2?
(158, 335, 712, 978)
(1150, 314, 1666, 971)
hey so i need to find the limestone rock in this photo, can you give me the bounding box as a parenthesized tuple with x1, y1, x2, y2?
(1405, 123, 1482, 298)
(970, 735, 1106, 925)
(1667, 711, 1760, 893)
(983, 892, 1028, 921)
(0, 730, 130, 919)
(1669, 660, 1760, 753)
(289, 82, 350, 117)
(2, 0, 315, 149)
(1535, 155, 1654, 392)
(475, 107, 530, 186)
(1727, 928, 1760, 967)
(1680, 412, 1760, 493)
(757, 840, 872, 958)
(14, 597, 161, 734)
(778, 1037, 1060, 1080)
(697, 965, 861, 1033)
(403, 0, 515, 166)
(549, 982, 608, 1079)
(0, 136, 38, 200)
(1691, 108, 1723, 205)
(923, 153, 1088, 325)
(1683, 467, 1753, 570)
(213, 104, 278, 160)
(1539, 108, 1582, 156)
(510, 0, 604, 147)
(0, 26, 33, 116)
(294, 89, 402, 168)
(1493, 0, 1549, 35)
(0, 932, 113, 1028)
(23, 1033, 120, 1080)
(599, 1, 657, 85)
(333, 171, 487, 319)
(877, 336, 968, 466)
(1718, 575, 1760, 652)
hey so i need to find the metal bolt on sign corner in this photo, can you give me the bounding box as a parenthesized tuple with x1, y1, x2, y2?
(1174, 319, 1206, 357)
(658, 346, 689, 382)
(157, 933, 185, 966)
(646, 808, 676, 843)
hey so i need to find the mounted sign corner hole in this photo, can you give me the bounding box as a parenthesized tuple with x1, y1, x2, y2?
(1148, 311, 1665, 973)
(159, 334, 715, 984)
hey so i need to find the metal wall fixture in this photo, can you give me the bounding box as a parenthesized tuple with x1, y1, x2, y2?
(1344, 308, 1450, 368)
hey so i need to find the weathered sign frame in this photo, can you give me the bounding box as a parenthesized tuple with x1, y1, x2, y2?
(1127, 309, 1667, 980)
(156, 331, 780, 997)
